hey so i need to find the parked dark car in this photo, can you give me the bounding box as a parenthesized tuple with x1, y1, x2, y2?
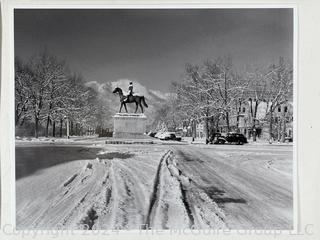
(284, 136, 293, 142)
(225, 132, 248, 144)
(160, 132, 182, 141)
(210, 133, 225, 144)
(213, 132, 247, 145)
(148, 132, 157, 138)
(210, 133, 226, 144)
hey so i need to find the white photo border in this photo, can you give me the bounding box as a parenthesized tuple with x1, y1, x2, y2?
(2, 1, 316, 240)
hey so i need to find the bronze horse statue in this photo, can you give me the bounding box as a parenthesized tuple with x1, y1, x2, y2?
(113, 87, 148, 113)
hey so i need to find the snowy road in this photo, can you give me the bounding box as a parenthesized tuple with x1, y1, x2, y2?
(16, 143, 293, 230)
(171, 145, 293, 229)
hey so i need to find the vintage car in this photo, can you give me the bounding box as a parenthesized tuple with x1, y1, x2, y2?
(213, 132, 248, 145)
(159, 132, 182, 141)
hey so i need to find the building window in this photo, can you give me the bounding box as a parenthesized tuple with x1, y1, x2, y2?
(242, 107, 246, 113)
(284, 106, 288, 112)
(278, 107, 281, 112)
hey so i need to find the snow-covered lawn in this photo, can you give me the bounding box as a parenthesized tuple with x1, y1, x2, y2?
(16, 144, 168, 229)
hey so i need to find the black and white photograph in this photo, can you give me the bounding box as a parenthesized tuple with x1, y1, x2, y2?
(14, 8, 294, 230)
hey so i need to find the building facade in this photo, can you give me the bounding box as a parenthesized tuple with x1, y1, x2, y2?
(218, 100, 293, 141)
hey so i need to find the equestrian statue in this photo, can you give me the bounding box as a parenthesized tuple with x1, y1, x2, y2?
(112, 82, 148, 113)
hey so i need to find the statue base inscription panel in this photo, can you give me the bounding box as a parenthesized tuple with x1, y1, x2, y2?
(113, 113, 147, 138)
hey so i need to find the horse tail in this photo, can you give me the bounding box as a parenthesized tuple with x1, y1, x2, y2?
(142, 96, 148, 108)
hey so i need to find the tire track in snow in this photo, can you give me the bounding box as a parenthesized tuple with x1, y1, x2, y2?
(144, 150, 172, 228)
(29, 160, 96, 228)
(75, 160, 115, 230)
(32, 158, 114, 229)
(63, 174, 78, 187)
(58, 160, 108, 229)
(106, 160, 148, 229)
(145, 150, 227, 229)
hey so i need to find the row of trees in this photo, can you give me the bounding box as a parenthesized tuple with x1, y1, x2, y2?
(15, 51, 108, 138)
(158, 56, 293, 142)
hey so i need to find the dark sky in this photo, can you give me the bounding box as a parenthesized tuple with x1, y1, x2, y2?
(14, 9, 293, 92)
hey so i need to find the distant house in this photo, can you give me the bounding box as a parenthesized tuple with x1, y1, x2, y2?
(218, 100, 293, 141)
(182, 99, 293, 141)
(196, 123, 205, 138)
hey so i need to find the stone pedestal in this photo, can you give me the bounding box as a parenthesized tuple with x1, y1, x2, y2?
(113, 113, 147, 138)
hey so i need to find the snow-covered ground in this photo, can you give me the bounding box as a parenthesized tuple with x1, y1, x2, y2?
(16, 140, 293, 230)
(172, 145, 293, 229)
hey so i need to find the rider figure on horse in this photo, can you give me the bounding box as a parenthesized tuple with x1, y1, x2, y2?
(124, 81, 133, 102)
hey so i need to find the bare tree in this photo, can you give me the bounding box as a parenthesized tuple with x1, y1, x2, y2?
(23, 52, 59, 138)
(43, 57, 69, 137)
(15, 57, 32, 126)
(172, 57, 244, 141)
(171, 56, 292, 143)
(62, 74, 102, 137)
(203, 57, 248, 134)
(152, 94, 183, 132)
(244, 67, 267, 141)
(243, 58, 293, 142)
(263, 57, 293, 142)
(173, 64, 212, 139)
(15, 52, 109, 138)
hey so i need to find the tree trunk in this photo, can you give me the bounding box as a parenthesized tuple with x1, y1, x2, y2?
(248, 98, 253, 140)
(236, 100, 242, 133)
(252, 125, 257, 141)
(281, 112, 286, 142)
(224, 72, 230, 133)
(210, 116, 215, 137)
(15, 109, 20, 126)
(225, 111, 230, 132)
(269, 110, 273, 143)
(216, 117, 220, 133)
(70, 121, 73, 136)
(204, 117, 209, 144)
(252, 100, 259, 142)
(66, 118, 70, 139)
(192, 119, 197, 139)
(45, 116, 50, 137)
(236, 114, 240, 133)
(60, 119, 63, 138)
(75, 123, 78, 136)
(52, 121, 56, 137)
(277, 117, 281, 141)
(35, 115, 39, 138)
(20, 117, 26, 127)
